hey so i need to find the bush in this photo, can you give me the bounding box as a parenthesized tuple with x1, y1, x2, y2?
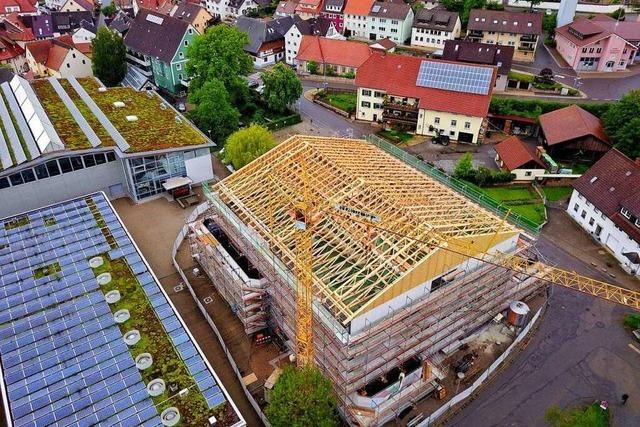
(489, 97, 611, 119)
(545, 37, 557, 48)
(343, 70, 355, 79)
(265, 112, 302, 130)
(624, 313, 640, 329)
(307, 61, 318, 75)
(454, 154, 515, 185)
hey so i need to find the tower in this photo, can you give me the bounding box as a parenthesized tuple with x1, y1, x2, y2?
(557, 0, 578, 28)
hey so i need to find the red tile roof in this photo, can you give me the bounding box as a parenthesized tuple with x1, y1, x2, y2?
(1, 14, 34, 41)
(26, 34, 86, 72)
(343, 0, 374, 16)
(296, 35, 372, 68)
(539, 104, 609, 146)
(355, 52, 495, 117)
(494, 136, 545, 171)
(0, 0, 36, 15)
(572, 149, 640, 241)
(0, 34, 23, 60)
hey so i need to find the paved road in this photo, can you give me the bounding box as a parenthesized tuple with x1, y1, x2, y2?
(511, 39, 640, 100)
(446, 208, 640, 427)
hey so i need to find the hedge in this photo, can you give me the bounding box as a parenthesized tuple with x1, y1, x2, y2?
(265, 113, 302, 130)
(490, 97, 611, 120)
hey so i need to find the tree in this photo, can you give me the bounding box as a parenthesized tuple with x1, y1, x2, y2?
(266, 365, 338, 427)
(602, 90, 640, 159)
(188, 79, 240, 143)
(91, 27, 127, 87)
(307, 60, 318, 75)
(609, 7, 625, 21)
(223, 124, 276, 169)
(101, 4, 116, 16)
(261, 63, 302, 113)
(185, 25, 253, 104)
(542, 12, 557, 36)
(454, 153, 474, 180)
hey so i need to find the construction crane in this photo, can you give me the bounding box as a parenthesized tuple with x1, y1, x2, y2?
(271, 164, 640, 368)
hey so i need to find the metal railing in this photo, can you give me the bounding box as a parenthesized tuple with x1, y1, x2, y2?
(365, 134, 542, 235)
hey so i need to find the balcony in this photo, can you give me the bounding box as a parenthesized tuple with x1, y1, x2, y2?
(127, 53, 151, 67)
(382, 111, 418, 125)
(518, 44, 536, 52)
(520, 34, 538, 42)
(383, 100, 418, 112)
(467, 30, 483, 40)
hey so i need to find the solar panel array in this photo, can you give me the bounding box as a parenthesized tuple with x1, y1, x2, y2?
(415, 60, 494, 95)
(0, 193, 228, 427)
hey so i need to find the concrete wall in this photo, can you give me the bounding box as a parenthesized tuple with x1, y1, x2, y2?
(568, 190, 640, 276)
(0, 159, 127, 218)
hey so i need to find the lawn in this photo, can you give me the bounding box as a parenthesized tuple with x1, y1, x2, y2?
(542, 186, 573, 202)
(378, 129, 413, 143)
(3, 215, 29, 230)
(545, 403, 609, 427)
(317, 91, 357, 114)
(478, 186, 546, 226)
(482, 186, 538, 202)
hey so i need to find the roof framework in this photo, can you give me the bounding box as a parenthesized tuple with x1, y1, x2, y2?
(213, 136, 516, 323)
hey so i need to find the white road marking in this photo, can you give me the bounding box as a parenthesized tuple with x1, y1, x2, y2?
(628, 343, 640, 356)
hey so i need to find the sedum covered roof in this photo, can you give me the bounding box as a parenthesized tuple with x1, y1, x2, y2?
(211, 136, 519, 324)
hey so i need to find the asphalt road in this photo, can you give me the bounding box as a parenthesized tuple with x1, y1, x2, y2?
(446, 211, 640, 427)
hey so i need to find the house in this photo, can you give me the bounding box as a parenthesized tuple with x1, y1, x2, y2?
(0, 19, 28, 72)
(321, 0, 345, 34)
(568, 149, 640, 276)
(59, 0, 94, 13)
(591, 14, 640, 61)
(52, 11, 94, 34)
(25, 34, 92, 77)
(494, 136, 546, 181)
(442, 40, 513, 91)
(343, 0, 374, 39)
(555, 15, 639, 72)
(134, 0, 174, 15)
(203, 0, 269, 22)
(284, 16, 342, 66)
(169, 1, 213, 34)
(275, 0, 298, 18)
(295, 0, 322, 19)
(369, 36, 395, 52)
(71, 19, 95, 56)
(296, 35, 372, 76)
(366, 1, 413, 43)
(411, 8, 460, 50)
(355, 52, 495, 143)
(107, 9, 133, 36)
(538, 104, 611, 159)
(124, 9, 197, 93)
(0, 0, 36, 16)
(19, 13, 53, 38)
(466, 9, 542, 63)
(237, 15, 295, 68)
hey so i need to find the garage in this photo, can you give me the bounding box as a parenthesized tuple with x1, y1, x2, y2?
(458, 132, 474, 143)
(605, 233, 620, 254)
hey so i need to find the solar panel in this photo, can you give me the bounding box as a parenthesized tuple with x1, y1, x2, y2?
(0, 193, 235, 426)
(145, 14, 164, 25)
(416, 60, 493, 95)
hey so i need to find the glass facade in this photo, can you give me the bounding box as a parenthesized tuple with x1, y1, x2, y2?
(128, 152, 188, 200)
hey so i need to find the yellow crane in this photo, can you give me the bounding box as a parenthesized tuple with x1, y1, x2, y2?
(271, 165, 640, 368)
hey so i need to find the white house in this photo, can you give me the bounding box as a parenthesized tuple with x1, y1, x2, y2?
(284, 16, 342, 65)
(493, 136, 546, 181)
(411, 8, 460, 49)
(343, 0, 374, 39)
(71, 21, 96, 45)
(203, 0, 267, 21)
(366, 1, 413, 43)
(567, 149, 640, 277)
(25, 35, 92, 78)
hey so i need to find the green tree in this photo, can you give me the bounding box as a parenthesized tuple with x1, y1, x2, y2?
(91, 27, 127, 87)
(307, 60, 318, 74)
(101, 4, 116, 16)
(223, 124, 276, 169)
(188, 79, 240, 143)
(543, 12, 557, 35)
(261, 63, 302, 113)
(454, 153, 474, 180)
(609, 7, 625, 21)
(545, 403, 609, 427)
(602, 90, 640, 158)
(185, 25, 253, 104)
(266, 365, 338, 427)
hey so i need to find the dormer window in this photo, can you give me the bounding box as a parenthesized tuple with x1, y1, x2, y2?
(621, 207, 631, 219)
(590, 176, 598, 183)
(636, 218, 640, 228)
(502, 20, 506, 25)
(513, 21, 518, 25)
(493, 19, 497, 24)
(527, 22, 532, 27)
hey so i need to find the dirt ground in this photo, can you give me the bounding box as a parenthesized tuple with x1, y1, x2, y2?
(113, 194, 264, 426)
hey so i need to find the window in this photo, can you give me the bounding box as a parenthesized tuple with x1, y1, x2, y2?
(82, 60, 86, 64)
(176, 63, 182, 70)
(35, 164, 48, 180)
(179, 51, 184, 59)
(106, 152, 116, 162)
(70, 156, 84, 171)
(620, 61, 625, 67)
(373, 103, 383, 109)
(450, 119, 457, 127)
(525, 171, 532, 177)
(46, 160, 60, 177)
(449, 131, 455, 136)
(72, 53, 76, 58)
(361, 101, 371, 108)
(184, 40, 189, 46)
(621, 207, 631, 218)
(0, 177, 8, 189)
(589, 218, 595, 226)
(83, 154, 96, 168)
(573, 203, 579, 212)
(464, 122, 471, 129)
(596, 48, 601, 53)
(374, 91, 384, 98)
(582, 47, 587, 53)
(59, 157, 72, 173)
(94, 153, 106, 165)
(589, 47, 594, 53)
(9, 173, 23, 186)
(581, 210, 587, 219)
(66, 63, 70, 68)
(434, 117, 440, 124)
(362, 89, 372, 96)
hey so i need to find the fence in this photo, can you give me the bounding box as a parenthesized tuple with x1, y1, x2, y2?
(171, 201, 272, 427)
(365, 134, 543, 235)
(417, 307, 543, 426)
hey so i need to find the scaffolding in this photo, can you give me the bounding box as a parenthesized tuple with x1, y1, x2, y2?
(190, 136, 547, 425)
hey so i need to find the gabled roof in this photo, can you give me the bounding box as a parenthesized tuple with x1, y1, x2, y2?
(0, 32, 23, 60)
(124, 9, 190, 63)
(539, 104, 609, 146)
(0, 0, 36, 14)
(370, 37, 396, 50)
(369, 0, 411, 20)
(442, 40, 513, 75)
(355, 52, 495, 117)
(79, 18, 96, 34)
(276, 0, 299, 16)
(52, 11, 94, 33)
(25, 34, 83, 71)
(467, 9, 542, 35)
(343, 0, 374, 16)
(494, 136, 545, 171)
(0, 14, 34, 42)
(135, 0, 173, 14)
(292, 16, 333, 36)
(170, 1, 211, 25)
(572, 149, 640, 241)
(237, 15, 294, 54)
(556, 15, 640, 47)
(64, 0, 94, 11)
(296, 35, 372, 68)
(295, 0, 322, 14)
(413, 8, 459, 32)
(107, 9, 132, 34)
(322, 0, 344, 13)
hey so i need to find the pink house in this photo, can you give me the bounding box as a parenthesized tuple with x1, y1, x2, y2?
(321, 0, 345, 34)
(555, 16, 639, 72)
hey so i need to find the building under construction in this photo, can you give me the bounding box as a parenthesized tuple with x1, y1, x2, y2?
(187, 135, 546, 425)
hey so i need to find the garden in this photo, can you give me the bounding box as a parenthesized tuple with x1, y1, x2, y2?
(315, 90, 357, 115)
(377, 129, 413, 144)
(480, 186, 546, 226)
(507, 70, 579, 96)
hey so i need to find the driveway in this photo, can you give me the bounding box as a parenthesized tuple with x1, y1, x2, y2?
(445, 207, 640, 427)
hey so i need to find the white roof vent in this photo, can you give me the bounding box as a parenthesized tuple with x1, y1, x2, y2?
(160, 103, 167, 110)
(609, 187, 615, 192)
(113, 101, 125, 108)
(126, 115, 139, 122)
(98, 87, 107, 92)
(626, 171, 632, 176)
(590, 176, 598, 183)
(146, 90, 154, 98)
(175, 116, 182, 123)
